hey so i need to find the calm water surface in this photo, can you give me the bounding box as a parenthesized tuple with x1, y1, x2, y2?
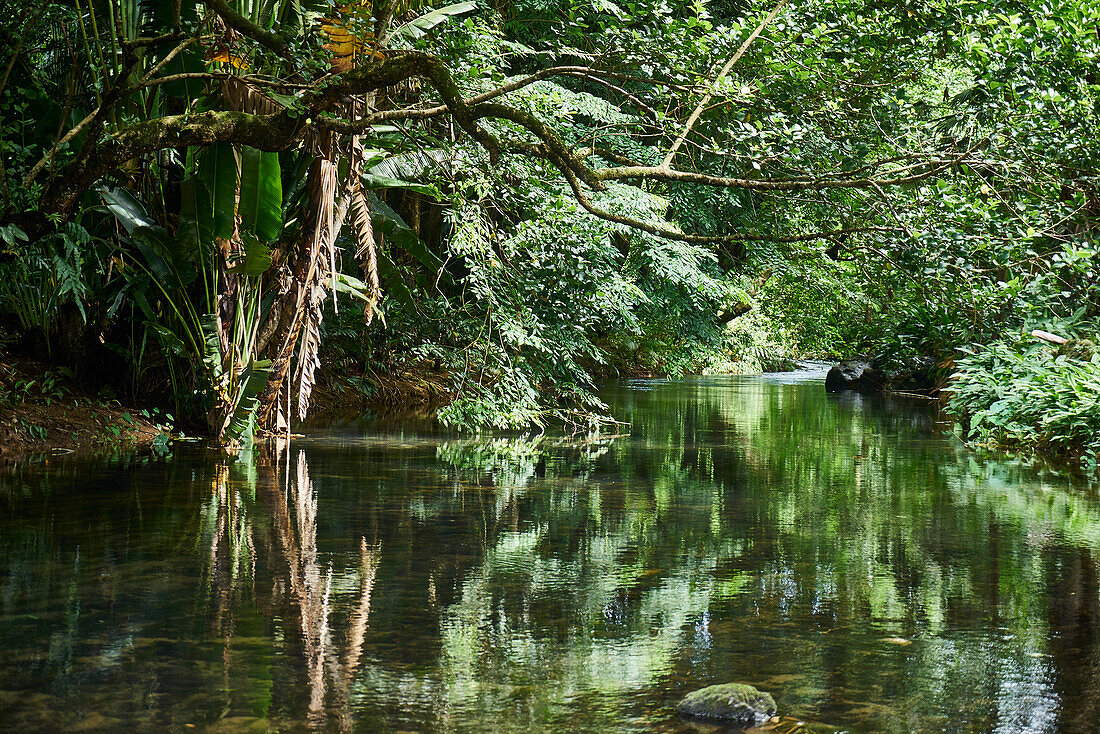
(2, 371, 1100, 733)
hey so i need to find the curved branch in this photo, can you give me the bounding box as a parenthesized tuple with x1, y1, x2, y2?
(200, 0, 290, 58)
(592, 160, 960, 190)
(39, 111, 301, 219)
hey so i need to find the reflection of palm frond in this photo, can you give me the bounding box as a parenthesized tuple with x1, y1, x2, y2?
(258, 447, 381, 727)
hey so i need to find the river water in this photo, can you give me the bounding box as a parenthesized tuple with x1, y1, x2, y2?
(2, 370, 1099, 733)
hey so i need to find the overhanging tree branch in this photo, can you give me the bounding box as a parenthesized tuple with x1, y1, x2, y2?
(25, 48, 970, 244)
(200, 0, 291, 58)
(661, 0, 787, 168)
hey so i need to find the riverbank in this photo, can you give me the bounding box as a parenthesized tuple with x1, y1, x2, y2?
(0, 359, 167, 456)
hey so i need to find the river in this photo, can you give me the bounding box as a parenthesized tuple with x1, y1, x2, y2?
(2, 369, 1099, 732)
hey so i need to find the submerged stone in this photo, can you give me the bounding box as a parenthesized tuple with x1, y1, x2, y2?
(746, 716, 848, 733)
(677, 682, 777, 725)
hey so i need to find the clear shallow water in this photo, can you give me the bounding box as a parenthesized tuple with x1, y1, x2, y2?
(2, 373, 1100, 733)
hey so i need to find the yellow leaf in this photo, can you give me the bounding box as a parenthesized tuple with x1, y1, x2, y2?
(204, 49, 250, 70)
(320, 0, 382, 69)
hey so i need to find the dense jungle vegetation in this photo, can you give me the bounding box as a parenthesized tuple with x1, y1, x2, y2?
(0, 0, 1097, 460)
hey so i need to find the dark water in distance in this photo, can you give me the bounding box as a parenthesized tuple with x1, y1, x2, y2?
(3, 370, 1100, 733)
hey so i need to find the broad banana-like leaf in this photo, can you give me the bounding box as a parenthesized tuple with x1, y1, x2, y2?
(367, 148, 449, 180)
(100, 187, 154, 233)
(199, 143, 239, 240)
(148, 323, 188, 358)
(375, 251, 416, 308)
(332, 272, 373, 301)
(131, 226, 188, 286)
(222, 358, 273, 445)
(179, 177, 215, 255)
(360, 172, 441, 199)
(391, 2, 477, 42)
(201, 315, 226, 381)
(367, 194, 447, 275)
(239, 147, 284, 241)
(226, 233, 274, 276)
(138, 0, 197, 30)
(258, 0, 280, 28)
(281, 152, 315, 213)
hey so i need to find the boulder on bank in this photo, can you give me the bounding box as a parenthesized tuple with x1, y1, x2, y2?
(677, 682, 777, 725)
(824, 359, 884, 393)
(825, 355, 940, 394)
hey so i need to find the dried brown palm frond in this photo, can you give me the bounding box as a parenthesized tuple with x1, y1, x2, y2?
(348, 184, 379, 324)
(292, 157, 339, 421)
(348, 136, 380, 324)
(221, 76, 282, 117)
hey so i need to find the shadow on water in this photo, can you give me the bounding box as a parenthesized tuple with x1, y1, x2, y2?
(1, 374, 1100, 732)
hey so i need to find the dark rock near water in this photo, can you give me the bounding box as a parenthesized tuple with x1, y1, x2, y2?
(825, 359, 884, 393)
(677, 682, 777, 726)
(826, 355, 939, 394)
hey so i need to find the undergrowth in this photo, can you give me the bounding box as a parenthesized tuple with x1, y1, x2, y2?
(948, 332, 1100, 469)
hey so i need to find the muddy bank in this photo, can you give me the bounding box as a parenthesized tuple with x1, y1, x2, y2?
(0, 360, 167, 456)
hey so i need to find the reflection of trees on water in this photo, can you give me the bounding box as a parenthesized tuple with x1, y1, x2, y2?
(202, 442, 380, 731)
(3, 376, 1100, 732)
(200, 385, 1100, 732)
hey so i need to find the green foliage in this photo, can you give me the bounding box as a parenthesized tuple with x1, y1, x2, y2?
(949, 335, 1100, 467)
(3, 0, 1100, 453)
(0, 365, 73, 408)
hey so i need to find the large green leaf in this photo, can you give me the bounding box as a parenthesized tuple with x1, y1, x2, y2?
(368, 194, 445, 273)
(130, 226, 181, 286)
(200, 315, 225, 381)
(360, 171, 441, 199)
(332, 272, 373, 302)
(239, 147, 284, 241)
(391, 2, 477, 42)
(223, 359, 273, 446)
(375, 251, 416, 308)
(198, 143, 239, 240)
(179, 176, 215, 248)
(367, 148, 449, 179)
(226, 233, 274, 276)
(100, 187, 154, 234)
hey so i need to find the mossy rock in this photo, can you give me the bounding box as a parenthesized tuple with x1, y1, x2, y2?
(677, 682, 777, 725)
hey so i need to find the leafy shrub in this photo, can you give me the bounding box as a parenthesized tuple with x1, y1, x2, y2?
(948, 334, 1100, 467)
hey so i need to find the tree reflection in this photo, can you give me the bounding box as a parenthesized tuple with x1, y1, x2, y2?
(198, 443, 380, 731)
(2, 375, 1100, 732)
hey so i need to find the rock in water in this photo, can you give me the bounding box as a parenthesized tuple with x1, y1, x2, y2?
(824, 359, 883, 393)
(677, 683, 777, 725)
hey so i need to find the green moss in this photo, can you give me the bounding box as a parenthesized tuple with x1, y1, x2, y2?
(676, 682, 776, 725)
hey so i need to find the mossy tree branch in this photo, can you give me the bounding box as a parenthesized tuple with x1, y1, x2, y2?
(21, 47, 968, 245)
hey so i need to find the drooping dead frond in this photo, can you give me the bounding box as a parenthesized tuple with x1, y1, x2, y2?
(292, 158, 340, 421)
(349, 184, 379, 324)
(221, 76, 281, 116)
(311, 159, 339, 264)
(348, 137, 380, 324)
(293, 283, 324, 421)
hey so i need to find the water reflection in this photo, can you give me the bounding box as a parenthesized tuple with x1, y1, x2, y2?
(1, 375, 1099, 732)
(205, 443, 381, 732)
